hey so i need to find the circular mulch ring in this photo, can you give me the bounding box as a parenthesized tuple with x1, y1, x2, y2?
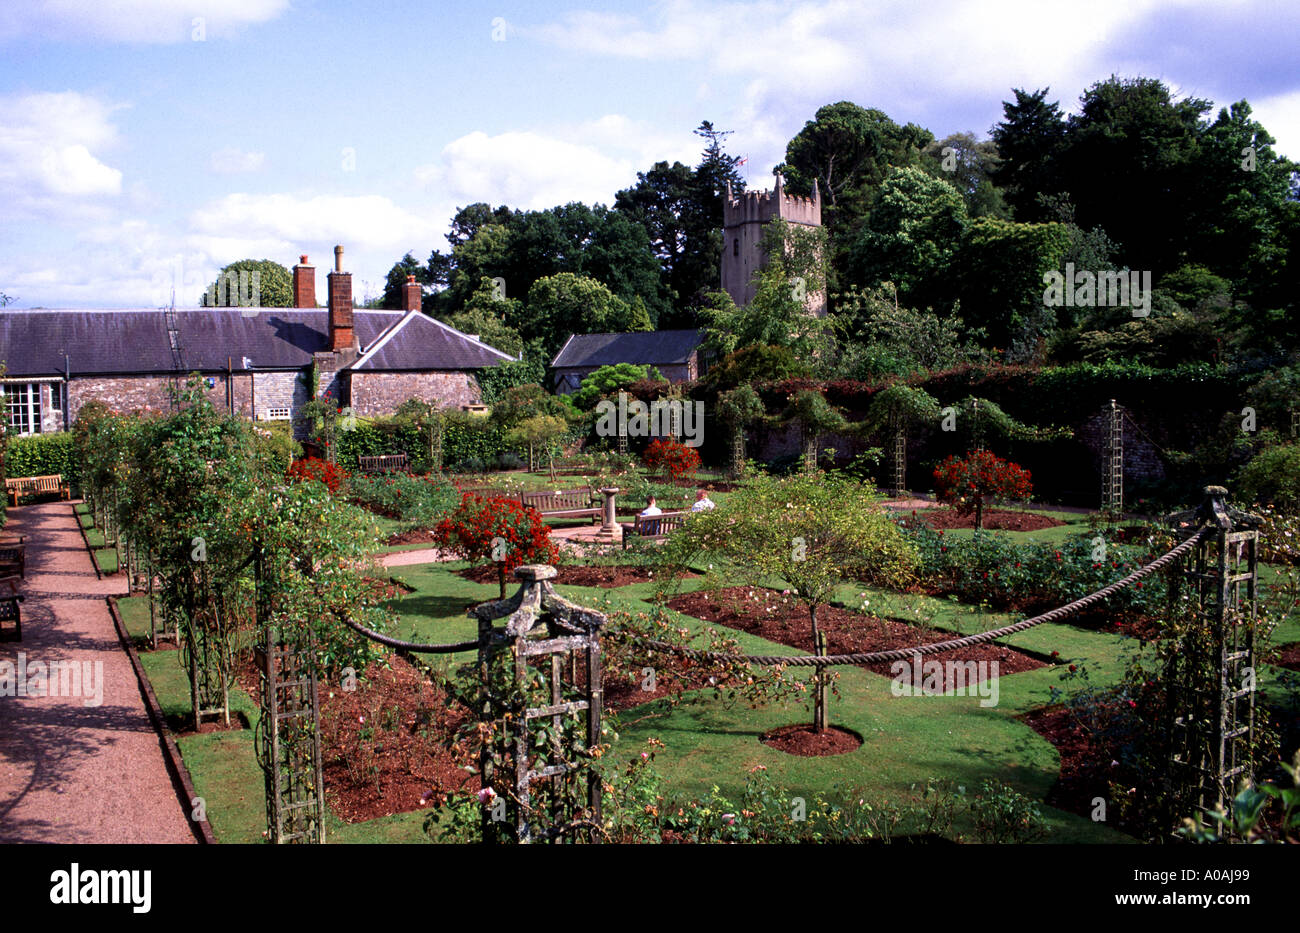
(760, 723, 863, 757)
(455, 563, 694, 588)
(902, 507, 1064, 532)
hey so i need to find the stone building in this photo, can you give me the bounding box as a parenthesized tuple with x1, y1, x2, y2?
(549, 329, 703, 394)
(721, 174, 825, 315)
(0, 246, 513, 436)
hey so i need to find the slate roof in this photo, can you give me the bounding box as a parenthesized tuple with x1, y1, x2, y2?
(550, 329, 702, 369)
(0, 309, 511, 378)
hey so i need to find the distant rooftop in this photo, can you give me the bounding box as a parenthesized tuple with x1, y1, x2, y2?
(551, 329, 702, 370)
(0, 308, 512, 378)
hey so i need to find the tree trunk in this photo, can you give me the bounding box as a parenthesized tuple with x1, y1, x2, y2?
(811, 604, 827, 732)
(975, 497, 983, 530)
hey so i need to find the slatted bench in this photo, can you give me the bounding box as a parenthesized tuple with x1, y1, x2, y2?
(622, 511, 687, 548)
(5, 474, 69, 506)
(357, 454, 410, 474)
(518, 487, 601, 523)
(0, 535, 26, 579)
(0, 589, 22, 642)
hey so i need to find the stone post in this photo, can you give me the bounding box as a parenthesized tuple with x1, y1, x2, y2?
(600, 487, 620, 536)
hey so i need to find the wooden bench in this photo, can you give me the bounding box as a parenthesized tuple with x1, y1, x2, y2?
(357, 454, 410, 474)
(5, 474, 69, 506)
(0, 535, 26, 579)
(622, 511, 687, 548)
(0, 589, 22, 642)
(518, 487, 601, 523)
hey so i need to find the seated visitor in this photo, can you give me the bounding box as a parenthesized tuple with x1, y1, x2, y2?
(691, 489, 716, 512)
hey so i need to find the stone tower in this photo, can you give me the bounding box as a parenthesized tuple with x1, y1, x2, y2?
(720, 174, 825, 315)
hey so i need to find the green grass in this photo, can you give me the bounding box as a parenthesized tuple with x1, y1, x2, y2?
(112, 492, 1294, 845)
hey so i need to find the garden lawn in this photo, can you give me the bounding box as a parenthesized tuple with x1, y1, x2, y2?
(115, 595, 432, 844)
(386, 559, 1133, 842)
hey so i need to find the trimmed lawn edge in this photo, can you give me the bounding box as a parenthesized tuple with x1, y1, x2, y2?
(106, 595, 215, 845)
(71, 501, 102, 581)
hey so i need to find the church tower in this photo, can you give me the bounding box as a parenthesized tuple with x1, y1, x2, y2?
(720, 174, 825, 315)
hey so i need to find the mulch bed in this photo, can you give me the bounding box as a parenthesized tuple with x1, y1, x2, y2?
(1020, 706, 1144, 835)
(901, 507, 1064, 532)
(761, 723, 862, 757)
(316, 655, 477, 824)
(385, 528, 439, 546)
(667, 586, 1046, 686)
(455, 563, 696, 589)
(1275, 643, 1300, 673)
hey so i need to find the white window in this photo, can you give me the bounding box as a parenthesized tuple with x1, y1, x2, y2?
(3, 383, 42, 435)
(263, 407, 292, 421)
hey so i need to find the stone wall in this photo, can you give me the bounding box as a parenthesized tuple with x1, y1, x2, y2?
(68, 373, 253, 423)
(348, 371, 482, 416)
(1075, 406, 1166, 485)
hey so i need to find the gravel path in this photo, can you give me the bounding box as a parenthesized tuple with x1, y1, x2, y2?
(0, 501, 194, 843)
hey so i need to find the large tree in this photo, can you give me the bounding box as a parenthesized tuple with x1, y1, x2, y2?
(380, 252, 428, 310)
(201, 259, 292, 307)
(847, 166, 968, 310)
(1060, 76, 1211, 277)
(990, 88, 1068, 221)
(516, 272, 651, 359)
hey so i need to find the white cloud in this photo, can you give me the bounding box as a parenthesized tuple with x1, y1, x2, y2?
(414, 116, 699, 212)
(0, 91, 124, 216)
(1248, 89, 1300, 162)
(0, 0, 289, 44)
(209, 146, 266, 174)
(190, 192, 438, 248)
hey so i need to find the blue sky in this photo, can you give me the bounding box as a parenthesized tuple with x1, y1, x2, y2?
(2, 0, 1298, 308)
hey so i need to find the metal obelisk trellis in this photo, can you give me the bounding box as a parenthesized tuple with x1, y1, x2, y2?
(255, 627, 326, 844)
(471, 565, 607, 844)
(1164, 486, 1260, 834)
(1104, 399, 1123, 514)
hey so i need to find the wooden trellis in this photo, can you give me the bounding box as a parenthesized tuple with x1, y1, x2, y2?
(471, 565, 607, 844)
(891, 415, 907, 497)
(1104, 399, 1123, 514)
(1164, 486, 1260, 833)
(254, 627, 325, 844)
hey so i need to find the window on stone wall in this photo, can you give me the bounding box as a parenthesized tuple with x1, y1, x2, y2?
(3, 382, 42, 435)
(263, 407, 292, 420)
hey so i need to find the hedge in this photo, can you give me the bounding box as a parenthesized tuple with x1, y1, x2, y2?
(330, 414, 513, 471)
(5, 433, 79, 485)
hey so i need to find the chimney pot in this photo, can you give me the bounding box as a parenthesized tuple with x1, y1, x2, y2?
(334, 245, 344, 273)
(292, 255, 316, 308)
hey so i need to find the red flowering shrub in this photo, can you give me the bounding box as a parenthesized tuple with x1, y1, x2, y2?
(434, 494, 561, 597)
(932, 449, 1032, 529)
(285, 456, 348, 494)
(642, 437, 701, 480)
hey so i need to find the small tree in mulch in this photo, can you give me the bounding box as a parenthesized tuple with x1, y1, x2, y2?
(660, 472, 918, 732)
(434, 494, 561, 598)
(642, 437, 702, 482)
(932, 449, 1032, 530)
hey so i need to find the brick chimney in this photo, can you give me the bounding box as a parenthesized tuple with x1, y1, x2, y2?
(327, 245, 354, 351)
(402, 274, 422, 313)
(292, 254, 315, 308)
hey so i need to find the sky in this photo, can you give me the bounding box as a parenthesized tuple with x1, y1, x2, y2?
(2, 0, 1298, 309)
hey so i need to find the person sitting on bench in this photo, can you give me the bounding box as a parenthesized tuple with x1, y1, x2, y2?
(640, 496, 662, 518)
(691, 489, 716, 512)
